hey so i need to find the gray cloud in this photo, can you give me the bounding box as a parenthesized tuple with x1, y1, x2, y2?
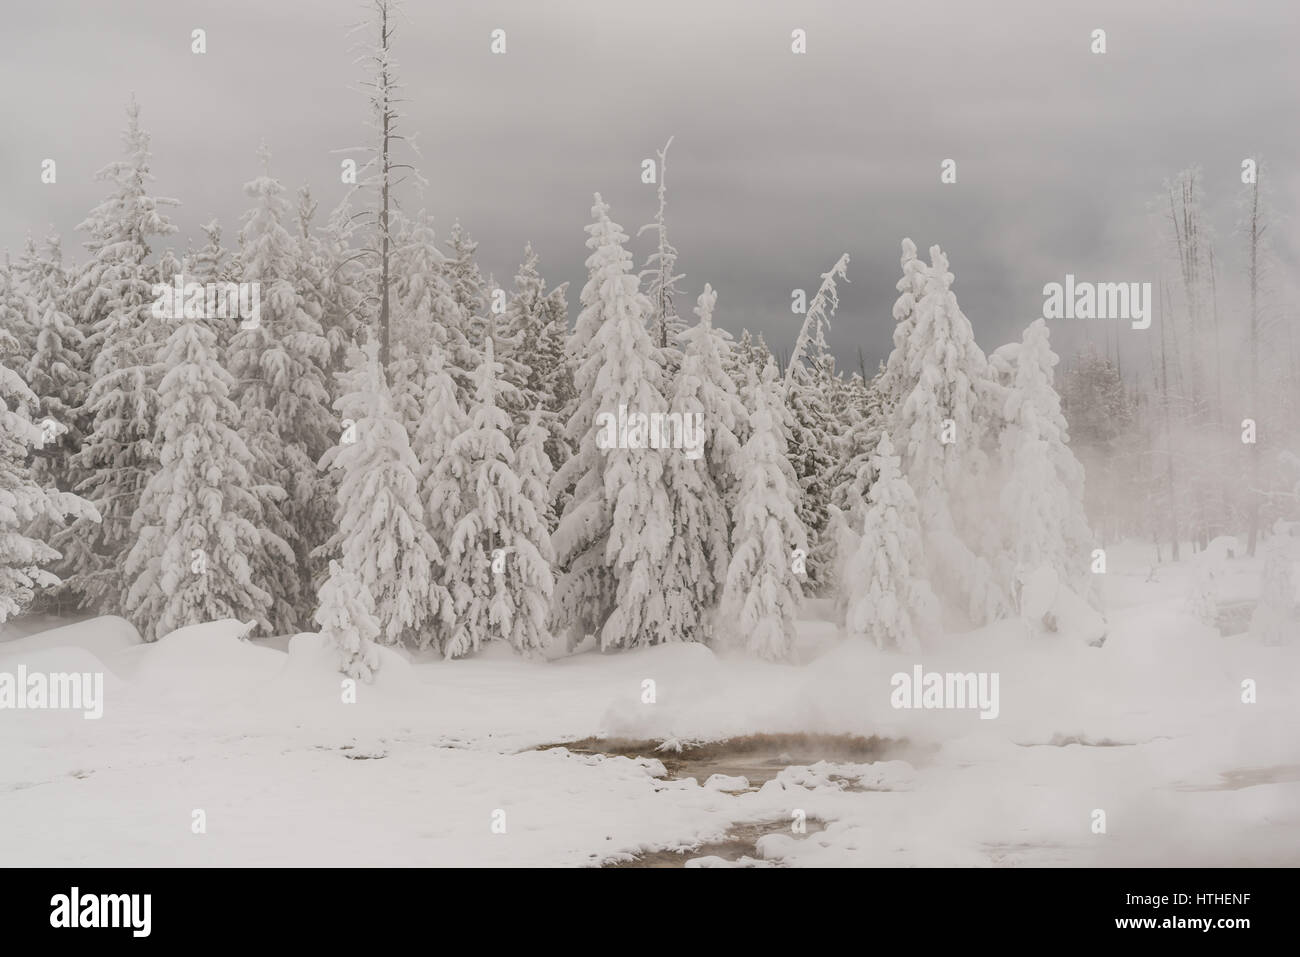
(2, 0, 1296, 372)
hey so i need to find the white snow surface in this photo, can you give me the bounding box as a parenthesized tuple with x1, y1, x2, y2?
(1, 542, 1296, 867)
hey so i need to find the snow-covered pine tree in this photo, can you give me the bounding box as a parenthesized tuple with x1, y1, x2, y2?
(785, 358, 836, 591)
(875, 238, 928, 417)
(443, 221, 489, 355)
(228, 146, 337, 631)
(319, 341, 446, 647)
(413, 339, 468, 651)
(441, 340, 555, 657)
(784, 253, 849, 393)
(500, 245, 573, 500)
(0, 362, 99, 623)
(387, 341, 425, 443)
(884, 242, 1008, 626)
(438, 334, 509, 658)
(777, 267, 840, 585)
(5, 241, 42, 375)
(719, 358, 806, 660)
(0, 254, 29, 376)
(22, 233, 86, 491)
(317, 198, 369, 373)
(20, 241, 95, 613)
(122, 316, 276, 641)
(829, 367, 886, 533)
(842, 431, 938, 652)
(996, 319, 1095, 605)
(551, 194, 673, 650)
(500, 245, 552, 413)
(391, 213, 448, 355)
(657, 284, 737, 644)
(538, 281, 574, 493)
(62, 96, 178, 614)
(315, 559, 382, 682)
(678, 284, 747, 507)
(777, 254, 850, 594)
(729, 330, 757, 394)
(293, 187, 332, 354)
(391, 210, 477, 396)
(510, 409, 559, 649)
(826, 370, 887, 623)
(152, 247, 183, 300)
(738, 332, 777, 398)
(185, 220, 236, 346)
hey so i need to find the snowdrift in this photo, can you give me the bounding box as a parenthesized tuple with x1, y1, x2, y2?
(0, 615, 140, 668)
(269, 632, 419, 699)
(132, 618, 284, 701)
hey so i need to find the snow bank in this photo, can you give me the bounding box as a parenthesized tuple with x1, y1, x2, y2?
(0, 615, 140, 669)
(0, 645, 124, 694)
(132, 618, 284, 702)
(269, 632, 419, 699)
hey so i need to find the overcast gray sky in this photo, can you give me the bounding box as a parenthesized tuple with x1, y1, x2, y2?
(2, 0, 1297, 372)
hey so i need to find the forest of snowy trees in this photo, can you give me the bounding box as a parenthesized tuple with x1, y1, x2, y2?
(2, 5, 1297, 675)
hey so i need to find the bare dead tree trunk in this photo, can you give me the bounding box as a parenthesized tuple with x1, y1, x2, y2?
(1246, 172, 1262, 556)
(1210, 243, 1230, 538)
(377, 0, 391, 374)
(1160, 279, 1179, 561)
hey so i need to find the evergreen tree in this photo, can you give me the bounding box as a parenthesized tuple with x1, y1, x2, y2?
(997, 320, 1095, 604)
(316, 559, 382, 682)
(63, 96, 178, 613)
(500, 245, 552, 413)
(228, 146, 336, 630)
(122, 317, 275, 641)
(678, 284, 747, 507)
(509, 410, 558, 653)
(318, 342, 447, 647)
(392, 211, 476, 411)
(317, 199, 369, 373)
(875, 238, 928, 416)
(22, 233, 87, 491)
(884, 242, 1007, 626)
(658, 287, 735, 643)
(443, 341, 555, 657)
(786, 358, 836, 590)
(538, 281, 574, 493)
(0, 364, 98, 623)
(829, 368, 886, 533)
(0, 255, 29, 376)
(719, 359, 805, 660)
(443, 221, 489, 354)
(501, 245, 573, 491)
(551, 195, 672, 649)
(842, 432, 938, 651)
(186, 220, 236, 345)
(826, 369, 886, 619)
(416, 340, 471, 652)
(293, 187, 332, 358)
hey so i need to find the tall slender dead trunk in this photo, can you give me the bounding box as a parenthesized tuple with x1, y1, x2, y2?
(377, 0, 391, 375)
(1246, 173, 1262, 556)
(1159, 279, 1179, 561)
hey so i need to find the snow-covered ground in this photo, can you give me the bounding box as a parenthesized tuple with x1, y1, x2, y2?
(1, 542, 1296, 867)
